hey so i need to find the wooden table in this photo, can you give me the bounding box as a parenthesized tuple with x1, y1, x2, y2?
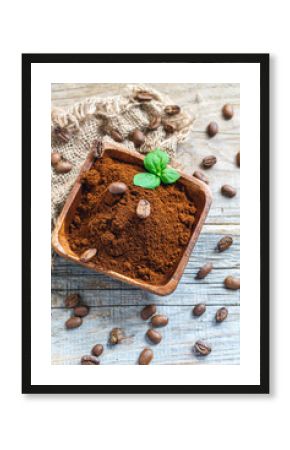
(51, 83, 240, 365)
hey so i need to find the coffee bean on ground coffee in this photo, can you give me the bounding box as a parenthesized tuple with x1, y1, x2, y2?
(138, 348, 154, 365)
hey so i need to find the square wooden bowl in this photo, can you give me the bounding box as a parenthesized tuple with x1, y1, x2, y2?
(52, 141, 212, 296)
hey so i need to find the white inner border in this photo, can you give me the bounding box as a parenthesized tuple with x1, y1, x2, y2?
(31, 62, 260, 386)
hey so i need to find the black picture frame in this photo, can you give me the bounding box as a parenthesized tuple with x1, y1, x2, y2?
(22, 53, 269, 394)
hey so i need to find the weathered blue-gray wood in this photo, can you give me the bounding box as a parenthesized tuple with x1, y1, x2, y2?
(51, 83, 240, 365)
(51, 306, 240, 365)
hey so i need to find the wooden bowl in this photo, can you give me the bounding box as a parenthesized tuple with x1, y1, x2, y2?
(52, 141, 212, 296)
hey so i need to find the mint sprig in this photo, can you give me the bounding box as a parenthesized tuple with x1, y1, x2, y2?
(133, 148, 180, 190)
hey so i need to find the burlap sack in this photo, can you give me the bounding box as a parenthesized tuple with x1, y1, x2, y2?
(51, 84, 197, 227)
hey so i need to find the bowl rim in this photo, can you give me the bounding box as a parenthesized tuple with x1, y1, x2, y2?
(52, 141, 212, 296)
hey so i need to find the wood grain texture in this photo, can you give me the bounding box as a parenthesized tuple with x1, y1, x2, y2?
(51, 83, 240, 365)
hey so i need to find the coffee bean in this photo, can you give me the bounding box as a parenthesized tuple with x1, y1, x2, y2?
(151, 315, 169, 327)
(147, 114, 161, 131)
(134, 91, 154, 102)
(146, 329, 162, 344)
(110, 129, 124, 143)
(80, 248, 97, 263)
(163, 122, 176, 133)
(138, 348, 154, 365)
(54, 160, 73, 174)
(221, 184, 237, 198)
(65, 316, 82, 329)
(129, 129, 145, 147)
(164, 105, 181, 115)
(91, 344, 104, 357)
(224, 276, 240, 290)
(193, 170, 209, 184)
(136, 199, 151, 219)
(215, 307, 228, 323)
(109, 328, 124, 345)
(81, 355, 100, 365)
(202, 155, 217, 169)
(207, 121, 219, 137)
(74, 305, 89, 317)
(216, 236, 233, 252)
(236, 151, 240, 167)
(222, 104, 234, 120)
(195, 262, 213, 280)
(65, 293, 81, 308)
(193, 340, 211, 356)
(108, 181, 127, 194)
(141, 304, 157, 320)
(51, 152, 61, 167)
(192, 304, 206, 317)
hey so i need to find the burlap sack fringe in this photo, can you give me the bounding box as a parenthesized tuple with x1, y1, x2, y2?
(51, 84, 197, 228)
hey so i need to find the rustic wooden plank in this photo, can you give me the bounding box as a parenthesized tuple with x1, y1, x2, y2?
(51, 305, 240, 365)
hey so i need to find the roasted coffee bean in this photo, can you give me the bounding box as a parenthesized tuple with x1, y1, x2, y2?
(151, 315, 169, 327)
(110, 129, 124, 143)
(136, 199, 151, 219)
(207, 121, 219, 137)
(196, 262, 213, 279)
(164, 105, 181, 115)
(221, 184, 237, 198)
(129, 129, 145, 147)
(138, 348, 154, 365)
(51, 152, 61, 167)
(147, 114, 161, 131)
(65, 293, 81, 308)
(215, 307, 228, 323)
(74, 305, 89, 318)
(216, 235, 233, 252)
(108, 181, 128, 194)
(146, 329, 162, 344)
(141, 304, 157, 320)
(65, 316, 82, 329)
(236, 151, 240, 167)
(192, 304, 206, 317)
(81, 355, 100, 365)
(193, 340, 211, 356)
(80, 248, 97, 263)
(91, 344, 104, 357)
(134, 91, 154, 102)
(54, 160, 73, 174)
(193, 170, 209, 184)
(224, 276, 240, 290)
(163, 122, 176, 133)
(202, 155, 217, 169)
(222, 104, 234, 120)
(109, 328, 124, 345)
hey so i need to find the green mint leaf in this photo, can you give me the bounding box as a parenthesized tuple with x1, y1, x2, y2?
(133, 172, 161, 190)
(144, 148, 170, 176)
(160, 167, 180, 184)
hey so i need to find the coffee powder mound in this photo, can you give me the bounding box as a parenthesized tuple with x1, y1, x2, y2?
(67, 155, 197, 285)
